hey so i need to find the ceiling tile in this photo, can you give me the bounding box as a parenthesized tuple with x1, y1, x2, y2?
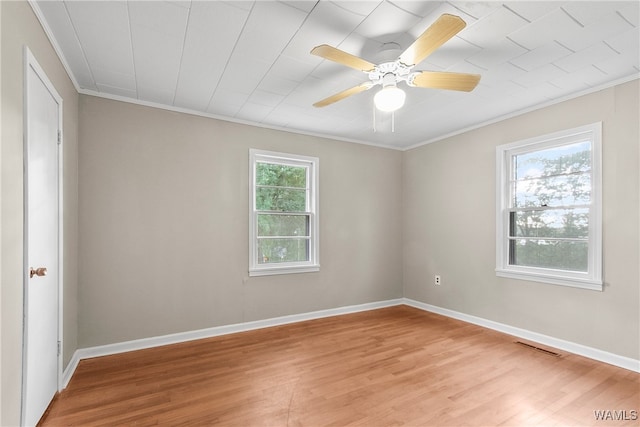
(77, 29, 134, 76)
(214, 54, 272, 98)
(64, 0, 130, 29)
(258, 73, 300, 96)
(448, 60, 486, 75)
(420, 36, 482, 70)
(166, 1, 191, 8)
(594, 54, 640, 79)
(512, 64, 568, 88)
(127, 1, 188, 38)
(473, 79, 526, 100)
(449, 1, 503, 19)
(131, 25, 184, 96)
(137, 86, 175, 105)
(188, 0, 250, 29)
(280, 1, 318, 13)
(310, 60, 360, 82)
(549, 72, 590, 92)
(263, 111, 291, 128)
(467, 94, 523, 121)
(330, 1, 381, 17)
(282, 1, 368, 62)
(618, 1, 640, 26)
(37, 1, 97, 90)
(555, 11, 633, 52)
(270, 55, 318, 82)
(388, 1, 442, 18)
(285, 76, 335, 107)
(207, 90, 249, 116)
(65, 1, 135, 76)
(354, 1, 423, 41)
(510, 41, 572, 71)
(466, 39, 528, 69)
(509, 87, 552, 107)
(477, 61, 527, 85)
(606, 27, 640, 57)
(173, 2, 250, 111)
(223, 1, 254, 12)
(92, 68, 136, 91)
(232, 1, 307, 64)
(236, 102, 274, 122)
(502, 1, 563, 22)
(339, 33, 384, 62)
(527, 81, 570, 100)
(508, 8, 582, 50)
(407, 3, 478, 42)
(248, 89, 286, 108)
(554, 42, 617, 73)
(561, 1, 632, 26)
(567, 65, 610, 87)
(458, 6, 529, 48)
(268, 104, 318, 127)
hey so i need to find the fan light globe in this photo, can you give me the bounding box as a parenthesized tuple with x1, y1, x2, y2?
(374, 85, 406, 112)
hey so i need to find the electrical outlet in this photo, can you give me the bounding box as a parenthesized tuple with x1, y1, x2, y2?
(435, 275, 441, 286)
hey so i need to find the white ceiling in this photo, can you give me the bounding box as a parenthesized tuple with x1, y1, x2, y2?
(33, 1, 639, 149)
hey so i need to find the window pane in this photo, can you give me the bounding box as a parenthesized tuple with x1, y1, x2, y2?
(510, 208, 589, 239)
(513, 174, 590, 207)
(256, 187, 307, 212)
(258, 238, 309, 264)
(258, 214, 309, 237)
(256, 163, 306, 188)
(509, 239, 588, 272)
(515, 141, 590, 180)
(250, 150, 319, 275)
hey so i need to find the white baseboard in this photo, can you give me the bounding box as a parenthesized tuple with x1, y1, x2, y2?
(62, 297, 639, 388)
(62, 298, 403, 388)
(402, 298, 640, 373)
(61, 352, 81, 389)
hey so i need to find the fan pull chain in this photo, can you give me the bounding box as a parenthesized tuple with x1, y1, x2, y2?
(372, 102, 377, 133)
(372, 106, 399, 133)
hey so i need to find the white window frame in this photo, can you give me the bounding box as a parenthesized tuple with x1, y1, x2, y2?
(495, 122, 602, 291)
(249, 149, 319, 276)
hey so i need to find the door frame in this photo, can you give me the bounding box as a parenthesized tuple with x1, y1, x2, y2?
(21, 46, 64, 423)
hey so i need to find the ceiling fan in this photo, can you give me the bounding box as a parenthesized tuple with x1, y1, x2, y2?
(310, 14, 481, 112)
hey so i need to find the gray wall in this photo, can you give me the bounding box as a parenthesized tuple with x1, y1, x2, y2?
(78, 95, 403, 347)
(1, 1, 79, 425)
(403, 80, 639, 360)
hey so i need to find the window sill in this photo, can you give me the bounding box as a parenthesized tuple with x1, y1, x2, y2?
(249, 264, 320, 277)
(496, 268, 603, 291)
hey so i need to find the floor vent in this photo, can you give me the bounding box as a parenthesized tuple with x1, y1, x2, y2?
(515, 341, 561, 357)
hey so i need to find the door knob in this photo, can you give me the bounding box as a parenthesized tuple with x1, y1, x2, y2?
(29, 267, 47, 279)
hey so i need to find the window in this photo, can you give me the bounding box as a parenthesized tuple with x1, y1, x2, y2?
(496, 123, 602, 290)
(249, 149, 319, 276)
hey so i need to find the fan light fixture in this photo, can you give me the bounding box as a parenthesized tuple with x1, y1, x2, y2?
(374, 85, 405, 112)
(311, 14, 481, 111)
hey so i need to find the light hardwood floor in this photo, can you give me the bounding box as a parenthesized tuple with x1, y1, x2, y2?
(40, 306, 639, 426)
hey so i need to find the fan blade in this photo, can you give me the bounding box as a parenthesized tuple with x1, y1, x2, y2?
(411, 71, 481, 92)
(313, 83, 372, 108)
(399, 14, 466, 67)
(311, 44, 376, 72)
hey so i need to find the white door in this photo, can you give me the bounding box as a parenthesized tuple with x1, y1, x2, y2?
(22, 48, 62, 427)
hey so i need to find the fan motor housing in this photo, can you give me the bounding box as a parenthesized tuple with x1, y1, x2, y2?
(368, 61, 411, 86)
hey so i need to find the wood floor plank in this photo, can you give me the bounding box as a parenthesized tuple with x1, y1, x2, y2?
(40, 306, 639, 426)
